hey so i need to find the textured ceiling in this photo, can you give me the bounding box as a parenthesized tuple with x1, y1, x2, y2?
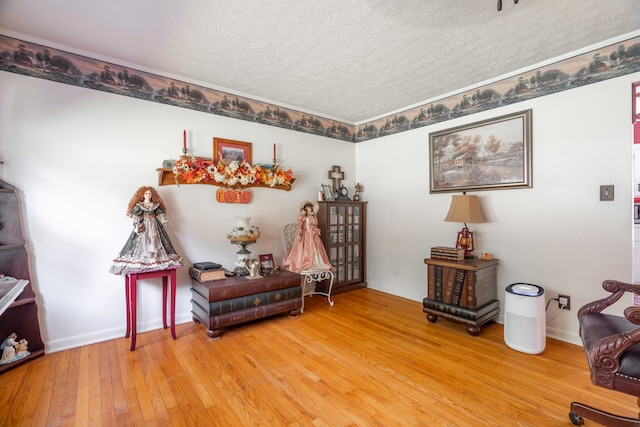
(1, 0, 639, 123)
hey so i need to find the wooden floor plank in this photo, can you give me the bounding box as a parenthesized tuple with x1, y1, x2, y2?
(1, 288, 638, 426)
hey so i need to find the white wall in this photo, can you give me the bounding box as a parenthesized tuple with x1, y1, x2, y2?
(2, 66, 639, 351)
(0, 71, 355, 352)
(358, 71, 640, 344)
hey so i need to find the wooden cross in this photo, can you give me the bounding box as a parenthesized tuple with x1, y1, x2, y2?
(328, 165, 344, 193)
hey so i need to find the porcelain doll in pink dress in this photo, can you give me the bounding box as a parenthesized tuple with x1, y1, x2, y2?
(282, 201, 333, 273)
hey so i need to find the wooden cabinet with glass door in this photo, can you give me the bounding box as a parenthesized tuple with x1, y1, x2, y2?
(316, 201, 367, 294)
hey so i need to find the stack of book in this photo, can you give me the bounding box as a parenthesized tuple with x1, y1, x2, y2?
(430, 246, 464, 261)
(189, 261, 228, 282)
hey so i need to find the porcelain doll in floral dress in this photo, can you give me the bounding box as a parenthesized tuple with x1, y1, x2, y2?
(109, 186, 183, 275)
(282, 201, 333, 273)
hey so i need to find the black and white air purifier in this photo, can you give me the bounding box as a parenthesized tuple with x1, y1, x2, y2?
(504, 283, 546, 354)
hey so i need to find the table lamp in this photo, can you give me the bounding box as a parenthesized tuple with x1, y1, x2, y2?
(444, 193, 487, 259)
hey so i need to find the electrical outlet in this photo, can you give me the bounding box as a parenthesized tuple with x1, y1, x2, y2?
(558, 294, 571, 310)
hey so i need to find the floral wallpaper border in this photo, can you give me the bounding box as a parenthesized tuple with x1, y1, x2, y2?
(1, 34, 639, 143)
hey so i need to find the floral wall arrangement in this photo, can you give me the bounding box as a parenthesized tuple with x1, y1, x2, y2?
(171, 156, 294, 189)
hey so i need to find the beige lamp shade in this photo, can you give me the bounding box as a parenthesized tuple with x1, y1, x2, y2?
(444, 194, 487, 224)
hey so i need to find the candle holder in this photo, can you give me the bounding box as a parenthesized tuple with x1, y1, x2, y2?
(183, 130, 188, 155)
(273, 143, 277, 168)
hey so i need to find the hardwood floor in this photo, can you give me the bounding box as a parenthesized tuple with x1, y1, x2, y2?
(0, 288, 635, 426)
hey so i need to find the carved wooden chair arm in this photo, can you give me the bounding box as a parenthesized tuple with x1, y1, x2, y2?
(587, 324, 640, 380)
(578, 279, 640, 316)
(571, 280, 640, 425)
(579, 282, 640, 387)
(625, 305, 640, 325)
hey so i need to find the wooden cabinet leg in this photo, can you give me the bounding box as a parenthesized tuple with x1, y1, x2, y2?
(427, 313, 438, 323)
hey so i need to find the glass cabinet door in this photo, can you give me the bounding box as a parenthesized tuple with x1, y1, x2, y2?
(318, 201, 366, 290)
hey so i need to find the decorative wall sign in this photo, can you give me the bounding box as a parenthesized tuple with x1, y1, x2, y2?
(216, 188, 251, 204)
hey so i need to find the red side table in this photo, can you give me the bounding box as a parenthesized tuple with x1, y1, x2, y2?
(125, 268, 178, 350)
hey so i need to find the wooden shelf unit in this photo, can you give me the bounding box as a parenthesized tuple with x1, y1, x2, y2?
(0, 180, 44, 373)
(316, 201, 367, 294)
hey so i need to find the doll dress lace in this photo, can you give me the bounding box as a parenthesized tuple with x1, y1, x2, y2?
(109, 202, 183, 274)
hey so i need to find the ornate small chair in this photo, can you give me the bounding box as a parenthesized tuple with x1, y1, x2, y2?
(282, 223, 334, 313)
(569, 279, 640, 426)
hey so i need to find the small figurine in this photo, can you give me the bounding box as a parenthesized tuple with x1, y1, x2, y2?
(282, 201, 333, 273)
(0, 333, 29, 364)
(353, 183, 362, 201)
(16, 339, 28, 357)
(244, 258, 262, 279)
(0, 333, 18, 364)
(109, 186, 183, 275)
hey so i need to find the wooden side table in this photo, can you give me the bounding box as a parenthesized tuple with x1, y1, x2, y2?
(125, 268, 178, 350)
(423, 258, 499, 335)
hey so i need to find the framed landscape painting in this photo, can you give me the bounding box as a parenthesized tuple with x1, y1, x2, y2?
(429, 109, 532, 193)
(213, 138, 253, 164)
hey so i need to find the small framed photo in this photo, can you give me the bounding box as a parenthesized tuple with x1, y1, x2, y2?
(213, 137, 252, 164)
(259, 254, 275, 275)
(322, 184, 334, 201)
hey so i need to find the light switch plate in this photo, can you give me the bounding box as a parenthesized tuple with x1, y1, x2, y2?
(600, 185, 614, 201)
